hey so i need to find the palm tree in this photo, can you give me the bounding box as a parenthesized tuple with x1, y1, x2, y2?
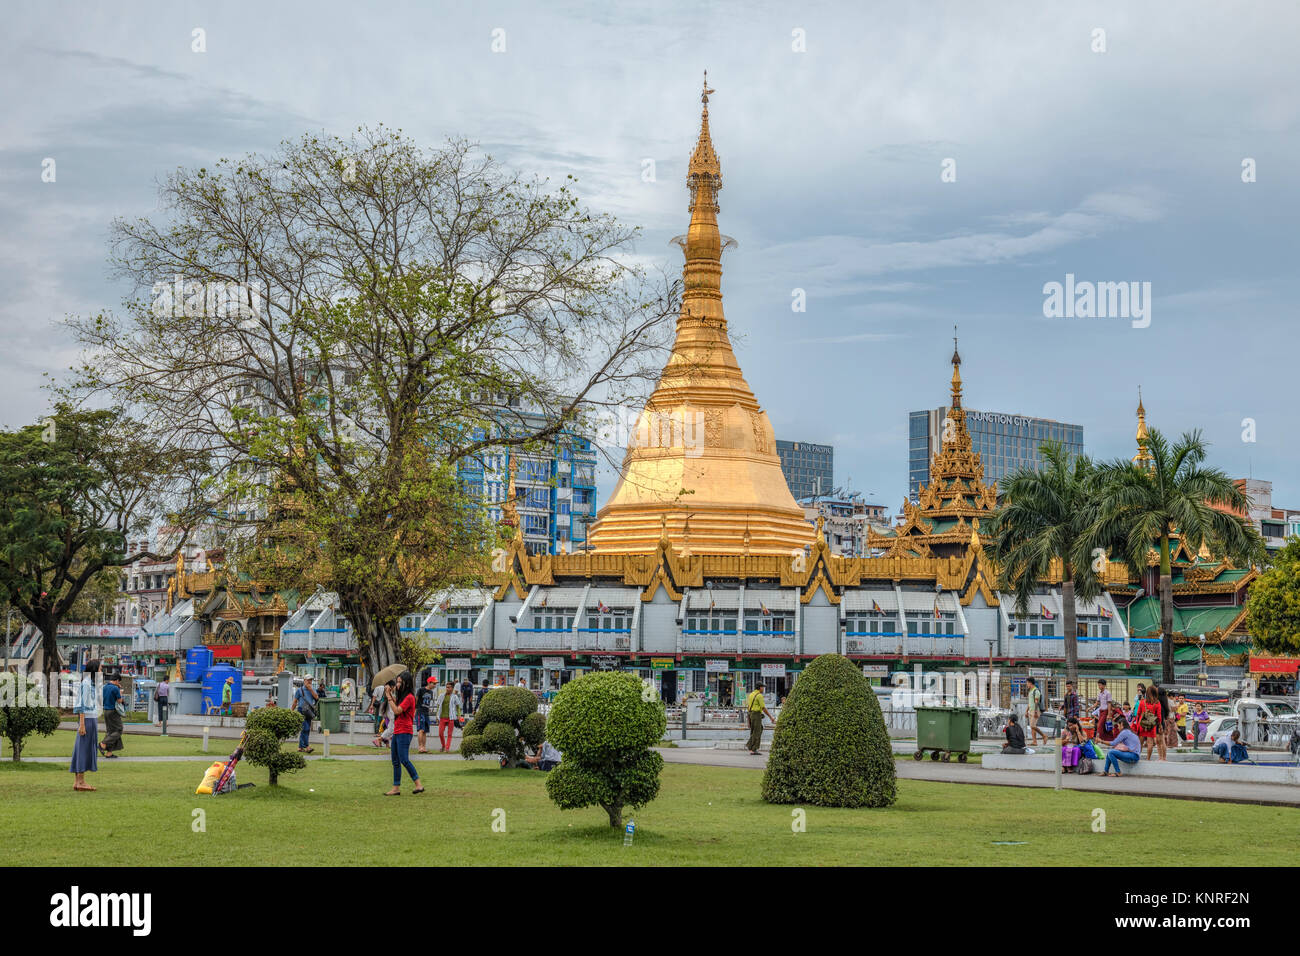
(1092, 429, 1262, 684)
(990, 442, 1103, 684)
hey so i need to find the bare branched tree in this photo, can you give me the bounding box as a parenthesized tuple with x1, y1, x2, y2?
(70, 128, 678, 673)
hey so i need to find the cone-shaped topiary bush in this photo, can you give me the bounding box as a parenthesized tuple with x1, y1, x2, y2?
(545, 671, 666, 828)
(244, 707, 308, 785)
(761, 654, 896, 808)
(460, 686, 544, 767)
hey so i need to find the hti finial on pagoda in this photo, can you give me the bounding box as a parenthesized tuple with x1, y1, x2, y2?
(950, 326, 963, 411)
(688, 72, 721, 200)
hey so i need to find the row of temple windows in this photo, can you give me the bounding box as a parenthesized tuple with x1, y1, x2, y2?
(533, 608, 631, 631)
(404, 610, 1111, 639)
(846, 611, 958, 636)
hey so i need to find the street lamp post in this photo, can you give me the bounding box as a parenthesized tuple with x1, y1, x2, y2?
(1197, 634, 1207, 688)
(985, 638, 996, 707)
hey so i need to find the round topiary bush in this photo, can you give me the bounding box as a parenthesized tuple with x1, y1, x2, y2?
(545, 671, 666, 828)
(761, 654, 896, 808)
(243, 707, 308, 785)
(0, 671, 59, 762)
(460, 686, 543, 767)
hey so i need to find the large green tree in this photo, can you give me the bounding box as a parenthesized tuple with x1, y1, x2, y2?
(990, 442, 1104, 684)
(1092, 428, 1262, 683)
(72, 129, 676, 675)
(1246, 537, 1300, 655)
(0, 406, 207, 676)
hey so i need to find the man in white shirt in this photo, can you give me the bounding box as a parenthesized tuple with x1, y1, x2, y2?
(525, 740, 562, 771)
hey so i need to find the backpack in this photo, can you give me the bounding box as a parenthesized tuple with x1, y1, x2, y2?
(1139, 703, 1157, 731)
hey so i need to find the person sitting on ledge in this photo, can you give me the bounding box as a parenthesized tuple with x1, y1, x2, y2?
(1101, 717, 1141, 776)
(1001, 713, 1026, 754)
(1213, 729, 1250, 764)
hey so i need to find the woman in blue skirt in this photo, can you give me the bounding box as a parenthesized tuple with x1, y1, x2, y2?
(70, 660, 100, 791)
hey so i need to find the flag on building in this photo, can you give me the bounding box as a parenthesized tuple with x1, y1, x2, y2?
(597, 601, 610, 613)
(761, 602, 771, 616)
(1040, 603, 1055, 620)
(1098, 605, 1113, 619)
(871, 599, 884, 615)
(536, 596, 548, 609)
(438, 598, 450, 612)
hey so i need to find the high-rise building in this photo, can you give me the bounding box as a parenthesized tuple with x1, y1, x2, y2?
(908, 407, 1083, 501)
(776, 440, 834, 501)
(459, 401, 598, 556)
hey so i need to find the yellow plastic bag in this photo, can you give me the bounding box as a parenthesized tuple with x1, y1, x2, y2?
(195, 761, 226, 795)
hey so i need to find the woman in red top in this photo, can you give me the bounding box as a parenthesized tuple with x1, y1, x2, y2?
(384, 672, 424, 796)
(1134, 686, 1162, 760)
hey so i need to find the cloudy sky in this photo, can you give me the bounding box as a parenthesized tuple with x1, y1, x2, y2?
(3, 0, 1297, 507)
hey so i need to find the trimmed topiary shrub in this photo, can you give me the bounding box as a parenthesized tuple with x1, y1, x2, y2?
(0, 671, 59, 762)
(761, 653, 896, 808)
(545, 671, 666, 829)
(243, 707, 308, 785)
(460, 686, 544, 767)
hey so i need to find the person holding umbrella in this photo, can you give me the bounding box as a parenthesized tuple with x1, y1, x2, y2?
(384, 670, 423, 796)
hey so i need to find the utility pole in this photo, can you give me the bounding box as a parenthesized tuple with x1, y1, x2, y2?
(3, 607, 13, 676)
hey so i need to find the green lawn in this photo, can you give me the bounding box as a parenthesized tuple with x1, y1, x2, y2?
(10, 729, 394, 759)
(2, 757, 1295, 865)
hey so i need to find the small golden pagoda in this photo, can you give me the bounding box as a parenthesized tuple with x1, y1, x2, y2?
(1133, 388, 1154, 470)
(587, 75, 812, 555)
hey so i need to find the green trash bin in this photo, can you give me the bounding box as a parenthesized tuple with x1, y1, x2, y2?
(317, 696, 340, 734)
(914, 705, 978, 763)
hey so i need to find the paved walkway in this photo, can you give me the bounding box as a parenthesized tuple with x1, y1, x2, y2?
(656, 748, 1300, 806)
(36, 723, 1300, 806)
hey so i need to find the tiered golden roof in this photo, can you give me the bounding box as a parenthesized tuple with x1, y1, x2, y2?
(868, 337, 999, 560)
(587, 75, 812, 555)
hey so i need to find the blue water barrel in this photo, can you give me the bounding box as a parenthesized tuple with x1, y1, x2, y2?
(201, 665, 242, 713)
(185, 646, 213, 681)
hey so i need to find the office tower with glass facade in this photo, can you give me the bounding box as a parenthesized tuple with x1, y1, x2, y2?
(459, 401, 598, 555)
(776, 440, 834, 500)
(908, 408, 1083, 501)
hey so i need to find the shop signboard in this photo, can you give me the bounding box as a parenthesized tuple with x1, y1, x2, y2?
(444, 658, 471, 670)
(760, 663, 786, 678)
(492, 658, 510, 670)
(591, 656, 622, 671)
(1249, 656, 1300, 674)
(705, 659, 729, 673)
(861, 664, 888, 677)
(542, 657, 565, 670)
(650, 658, 675, 670)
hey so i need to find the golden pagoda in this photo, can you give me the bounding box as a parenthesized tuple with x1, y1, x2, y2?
(587, 75, 812, 555)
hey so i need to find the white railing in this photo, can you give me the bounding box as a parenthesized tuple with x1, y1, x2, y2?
(573, 631, 631, 652)
(682, 634, 736, 654)
(426, 630, 478, 652)
(515, 630, 568, 651)
(740, 634, 798, 655)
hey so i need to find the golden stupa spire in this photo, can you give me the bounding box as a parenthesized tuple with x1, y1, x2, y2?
(945, 327, 970, 452)
(1133, 387, 1154, 470)
(586, 76, 812, 555)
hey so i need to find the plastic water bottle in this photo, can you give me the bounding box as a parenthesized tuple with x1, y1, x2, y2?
(623, 820, 635, 847)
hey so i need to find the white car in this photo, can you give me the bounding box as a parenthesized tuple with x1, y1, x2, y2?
(1203, 715, 1238, 747)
